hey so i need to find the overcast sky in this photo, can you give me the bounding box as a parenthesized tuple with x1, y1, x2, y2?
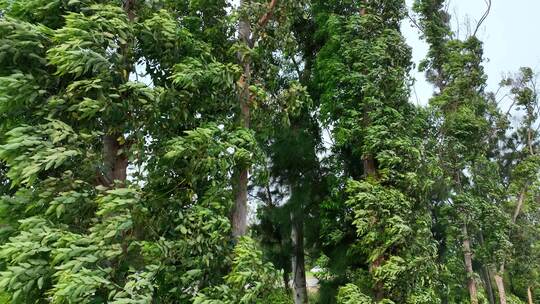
(403, 0, 540, 106)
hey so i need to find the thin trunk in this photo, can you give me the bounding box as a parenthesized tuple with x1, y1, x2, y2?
(463, 223, 478, 304)
(528, 286, 534, 304)
(123, 0, 136, 21)
(512, 189, 527, 223)
(364, 154, 384, 300)
(291, 212, 308, 304)
(497, 122, 534, 300)
(283, 263, 291, 294)
(232, 169, 248, 238)
(479, 233, 495, 304)
(257, 0, 278, 27)
(494, 272, 507, 304)
(494, 187, 527, 303)
(528, 126, 534, 155)
(483, 267, 496, 304)
(232, 0, 252, 238)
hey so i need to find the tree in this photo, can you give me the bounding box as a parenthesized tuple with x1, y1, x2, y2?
(493, 67, 540, 304)
(0, 0, 287, 302)
(314, 0, 438, 302)
(414, 1, 511, 303)
(1, 1, 539, 303)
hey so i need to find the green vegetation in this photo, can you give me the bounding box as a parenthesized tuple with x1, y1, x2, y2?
(0, 0, 538, 303)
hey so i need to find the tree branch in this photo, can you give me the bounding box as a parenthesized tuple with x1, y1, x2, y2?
(258, 0, 279, 27)
(473, 0, 491, 37)
(407, 12, 426, 36)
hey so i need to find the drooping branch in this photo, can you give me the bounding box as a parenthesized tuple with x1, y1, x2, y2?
(472, 0, 491, 37)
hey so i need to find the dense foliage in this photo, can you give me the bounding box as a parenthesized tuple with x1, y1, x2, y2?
(0, 0, 538, 303)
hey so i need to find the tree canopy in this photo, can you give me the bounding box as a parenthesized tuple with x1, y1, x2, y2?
(0, 0, 539, 303)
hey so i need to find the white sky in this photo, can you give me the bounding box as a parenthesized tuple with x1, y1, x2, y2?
(403, 0, 540, 106)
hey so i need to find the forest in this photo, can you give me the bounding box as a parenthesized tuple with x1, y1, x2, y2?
(0, 0, 539, 303)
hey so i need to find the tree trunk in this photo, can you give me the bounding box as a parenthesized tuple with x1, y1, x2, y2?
(369, 255, 385, 301)
(102, 134, 128, 187)
(493, 187, 527, 301)
(494, 272, 507, 304)
(98, 0, 135, 188)
(232, 169, 248, 238)
(483, 266, 496, 304)
(478, 233, 495, 304)
(462, 223, 478, 304)
(512, 189, 527, 223)
(291, 212, 308, 304)
(283, 269, 291, 295)
(528, 286, 534, 304)
(232, 0, 252, 238)
(363, 155, 377, 178)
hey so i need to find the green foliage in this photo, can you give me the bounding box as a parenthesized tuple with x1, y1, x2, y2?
(194, 237, 290, 304)
(0, 0, 539, 303)
(0, 120, 81, 185)
(337, 284, 373, 304)
(314, 0, 439, 302)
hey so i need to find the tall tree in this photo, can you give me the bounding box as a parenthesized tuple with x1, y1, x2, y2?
(315, 0, 438, 302)
(493, 67, 540, 303)
(414, 1, 508, 303)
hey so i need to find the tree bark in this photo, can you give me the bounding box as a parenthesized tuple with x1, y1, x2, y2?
(528, 286, 534, 304)
(283, 268, 291, 295)
(363, 155, 377, 178)
(232, 169, 248, 238)
(232, 0, 252, 239)
(101, 134, 128, 187)
(494, 272, 507, 304)
(291, 212, 308, 304)
(462, 223, 478, 304)
(257, 0, 278, 27)
(512, 189, 527, 223)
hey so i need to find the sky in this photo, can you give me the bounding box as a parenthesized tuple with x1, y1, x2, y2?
(403, 0, 540, 106)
